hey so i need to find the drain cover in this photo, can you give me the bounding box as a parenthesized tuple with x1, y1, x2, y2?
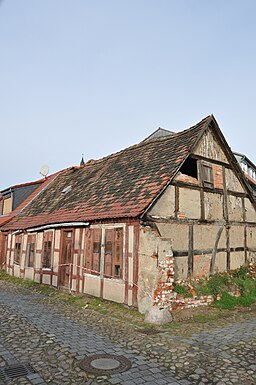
(80, 354, 131, 375)
(0, 363, 36, 381)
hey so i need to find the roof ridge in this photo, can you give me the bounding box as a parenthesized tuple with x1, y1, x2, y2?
(77, 115, 212, 169)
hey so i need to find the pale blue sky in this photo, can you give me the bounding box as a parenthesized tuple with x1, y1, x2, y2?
(1, 0, 256, 190)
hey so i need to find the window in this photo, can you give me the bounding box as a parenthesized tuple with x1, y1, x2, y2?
(2, 196, 12, 215)
(202, 164, 214, 188)
(14, 238, 21, 264)
(42, 232, 53, 268)
(179, 157, 198, 179)
(84, 228, 101, 274)
(104, 228, 123, 278)
(26, 235, 35, 268)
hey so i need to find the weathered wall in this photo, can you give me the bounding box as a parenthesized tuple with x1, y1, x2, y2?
(204, 192, 224, 221)
(4, 222, 138, 308)
(145, 127, 256, 289)
(194, 130, 228, 163)
(225, 169, 244, 193)
(179, 188, 201, 219)
(150, 185, 175, 217)
(138, 226, 172, 313)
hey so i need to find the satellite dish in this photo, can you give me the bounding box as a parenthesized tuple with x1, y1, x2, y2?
(40, 165, 49, 178)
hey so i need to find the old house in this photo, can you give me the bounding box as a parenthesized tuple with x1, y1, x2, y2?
(1, 115, 256, 313)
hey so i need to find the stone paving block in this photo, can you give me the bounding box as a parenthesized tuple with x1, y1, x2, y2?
(109, 378, 123, 384)
(0, 284, 255, 385)
(149, 367, 162, 374)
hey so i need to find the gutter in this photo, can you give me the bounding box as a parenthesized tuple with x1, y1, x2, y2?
(26, 222, 89, 232)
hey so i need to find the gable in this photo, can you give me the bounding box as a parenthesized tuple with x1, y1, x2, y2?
(193, 129, 228, 163)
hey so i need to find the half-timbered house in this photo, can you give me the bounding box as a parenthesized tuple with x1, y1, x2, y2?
(1, 115, 256, 313)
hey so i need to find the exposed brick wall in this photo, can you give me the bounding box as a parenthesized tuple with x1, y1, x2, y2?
(153, 254, 256, 312)
(213, 164, 223, 189)
(175, 172, 199, 185)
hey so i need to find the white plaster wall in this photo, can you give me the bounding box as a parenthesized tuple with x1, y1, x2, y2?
(244, 198, 256, 222)
(214, 252, 227, 273)
(225, 169, 244, 193)
(24, 268, 34, 280)
(204, 192, 224, 221)
(138, 226, 172, 313)
(247, 226, 256, 249)
(230, 251, 245, 270)
(52, 275, 58, 287)
(34, 273, 40, 283)
(35, 232, 43, 269)
(42, 274, 51, 285)
(230, 226, 244, 248)
(84, 274, 101, 297)
(103, 278, 125, 303)
(71, 279, 77, 292)
(193, 224, 220, 250)
(175, 256, 188, 280)
(13, 264, 20, 277)
(149, 185, 175, 217)
(21, 234, 27, 270)
(156, 223, 188, 250)
(179, 187, 201, 219)
(228, 196, 243, 222)
(128, 225, 134, 306)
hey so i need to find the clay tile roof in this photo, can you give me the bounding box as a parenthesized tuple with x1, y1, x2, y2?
(3, 116, 212, 230)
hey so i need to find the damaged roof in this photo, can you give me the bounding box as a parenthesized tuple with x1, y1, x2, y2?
(3, 116, 216, 230)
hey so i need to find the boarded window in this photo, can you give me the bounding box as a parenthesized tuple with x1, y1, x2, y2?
(14, 236, 22, 264)
(84, 228, 101, 274)
(202, 164, 214, 188)
(42, 232, 53, 268)
(3, 197, 12, 215)
(26, 235, 35, 268)
(104, 228, 123, 278)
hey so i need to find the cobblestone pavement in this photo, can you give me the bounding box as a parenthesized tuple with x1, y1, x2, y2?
(0, 282, 255, 385)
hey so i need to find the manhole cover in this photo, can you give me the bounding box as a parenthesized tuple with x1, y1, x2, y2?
(0, 363, 36, 381)
(80, 354, 132, 375)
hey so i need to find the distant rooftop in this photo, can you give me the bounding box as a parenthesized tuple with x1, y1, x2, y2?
(142, 127, 175, 142)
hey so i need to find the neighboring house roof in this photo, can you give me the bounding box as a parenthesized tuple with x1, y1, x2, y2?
(142, 127, 174, 142)
(0, 175, 59, 228)
(234, 152, 256, 186)
(1, 179, 44, 214)
(3, 115, 254, 231)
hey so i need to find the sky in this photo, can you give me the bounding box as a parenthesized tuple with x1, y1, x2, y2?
(0, 0, 256, 190)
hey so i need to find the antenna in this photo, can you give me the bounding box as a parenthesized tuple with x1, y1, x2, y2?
(40, 165, 49, 178)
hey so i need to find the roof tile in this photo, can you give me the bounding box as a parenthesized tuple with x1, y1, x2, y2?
(3, 116, 211, 230)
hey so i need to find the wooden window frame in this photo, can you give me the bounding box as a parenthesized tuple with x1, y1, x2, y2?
(104, 227, 123, 279)
(84, 228, 101, 275)
(201, 163, 214, 188)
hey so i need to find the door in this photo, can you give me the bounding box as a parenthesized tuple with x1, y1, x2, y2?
(59, 230, 73, 287)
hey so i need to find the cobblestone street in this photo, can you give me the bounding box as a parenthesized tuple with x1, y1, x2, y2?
(0, 282, 255, 385)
